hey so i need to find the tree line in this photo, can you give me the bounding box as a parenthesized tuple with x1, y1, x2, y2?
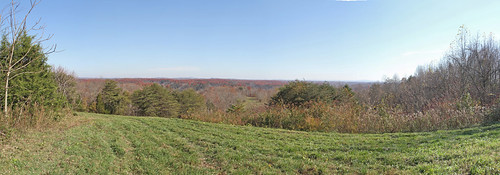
(362, 26, 500, 113)
(74, 26, 500, 133)
(184, 26, 500, 133)
(2, 0, 498, 134)
(88, 80, 206, 118)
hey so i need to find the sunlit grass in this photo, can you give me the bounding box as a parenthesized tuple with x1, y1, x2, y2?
(1, 112, 499, 174)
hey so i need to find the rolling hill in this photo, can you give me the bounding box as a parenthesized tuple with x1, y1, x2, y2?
(1, 113, 499, 174)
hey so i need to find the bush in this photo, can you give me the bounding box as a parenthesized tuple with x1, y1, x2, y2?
(174, 88, 206, 115)
(269, 81, 341, 106)
(0, 101, 72, 141)
(485, 104, 500, 123)
(183, 99, 492, 133)
(0, 32, 69, 135)
(226, 103, 246, 113)
(132, 83, 179, 117)
(95, 80, 131, 115)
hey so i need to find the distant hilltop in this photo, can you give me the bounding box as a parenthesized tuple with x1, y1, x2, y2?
(78, 78, 374, 91)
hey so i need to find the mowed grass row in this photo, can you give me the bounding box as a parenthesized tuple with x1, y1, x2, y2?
(1, 113, 499, 174)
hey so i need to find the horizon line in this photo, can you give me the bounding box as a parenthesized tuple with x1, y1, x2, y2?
(77, 77, 378, 83)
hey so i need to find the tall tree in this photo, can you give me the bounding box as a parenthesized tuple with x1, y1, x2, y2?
(52, 66, 78, 108)
(174, 88, 206, 115)
(0, 0, 56, 116)
(132, 83, 179, 117)
(95, 80, 129, 115)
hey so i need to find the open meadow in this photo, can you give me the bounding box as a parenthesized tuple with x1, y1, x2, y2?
(1, 113, 499, 174)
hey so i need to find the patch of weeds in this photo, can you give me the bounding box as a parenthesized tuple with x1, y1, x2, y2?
(110, 143, 125, 157)
(10, 158, 24, 168)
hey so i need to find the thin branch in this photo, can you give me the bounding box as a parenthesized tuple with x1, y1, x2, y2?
(10, 70, 44, 79)
(11, 40, 37, 69)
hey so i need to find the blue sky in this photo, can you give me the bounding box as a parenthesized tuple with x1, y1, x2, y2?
(16, 0, 500, 81)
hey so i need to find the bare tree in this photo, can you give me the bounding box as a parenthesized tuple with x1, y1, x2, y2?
(0, 0, 55, 117)
(365, 26, 500, 113)
(445, 26, 500, 104)
(52, 66, 78, 107)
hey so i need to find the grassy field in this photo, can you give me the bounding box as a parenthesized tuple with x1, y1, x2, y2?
(0, 113, 499, 174)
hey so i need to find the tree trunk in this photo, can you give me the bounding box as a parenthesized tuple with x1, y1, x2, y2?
(4, 71, 9, 117)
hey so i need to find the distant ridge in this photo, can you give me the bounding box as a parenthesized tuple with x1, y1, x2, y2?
(78, 78, 374, 91)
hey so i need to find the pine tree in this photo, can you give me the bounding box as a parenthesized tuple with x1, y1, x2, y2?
(174, 88, 206, 115)
(95, 80, 129, 115)
(132, 83, 179, 117)
(0, 32, 63, 111)
(0, 0, 58, 117)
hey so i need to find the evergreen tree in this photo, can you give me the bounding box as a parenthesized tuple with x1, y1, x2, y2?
(132, 83, 179, 117)
(174, 88, 206, 115)
(95, 80, 129, 115)
(0, 32, 63, 111)
(95, 93, 107, 114)
(269, 81, 340, 106)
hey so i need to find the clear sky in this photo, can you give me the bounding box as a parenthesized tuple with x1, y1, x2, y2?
(16, 0, 500, 81)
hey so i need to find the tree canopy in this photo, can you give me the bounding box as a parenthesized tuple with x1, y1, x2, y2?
(175, 88, 206, 115)
(269, 81, 342, 106)
(132, 83, 179, 117)
(0, 32, 63, 110)
(95, 80, 130, 115)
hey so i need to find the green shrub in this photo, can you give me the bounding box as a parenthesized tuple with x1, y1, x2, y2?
(95, 80, 130, 115)
(132, 83, 179, 118)
(174, 88, 206, 115)
(269, 81, 341, 106)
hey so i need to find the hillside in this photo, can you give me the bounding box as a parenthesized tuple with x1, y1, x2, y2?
(1, 113, 499, 174)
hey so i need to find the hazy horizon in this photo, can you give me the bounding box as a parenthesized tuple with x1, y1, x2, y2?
(75, 76, 378, 83)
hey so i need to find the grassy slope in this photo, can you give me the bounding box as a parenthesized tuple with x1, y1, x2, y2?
(0, 113, 499, 174)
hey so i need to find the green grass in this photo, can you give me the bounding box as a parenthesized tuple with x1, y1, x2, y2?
(1, 113, 499, 174)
